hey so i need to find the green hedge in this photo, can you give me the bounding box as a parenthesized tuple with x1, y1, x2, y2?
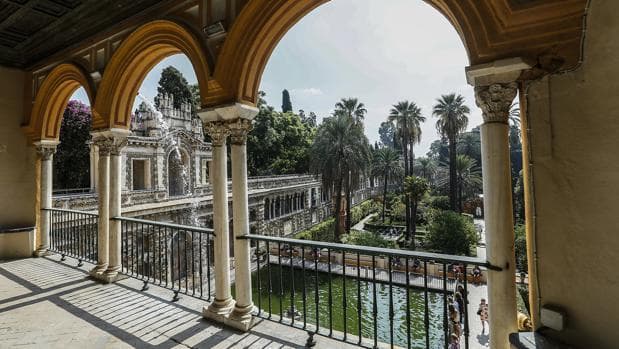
(294, 218, 336, 242)
(350, 199, 380, 226)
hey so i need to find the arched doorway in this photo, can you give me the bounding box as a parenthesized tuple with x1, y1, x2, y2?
(168, 148, 190, 197)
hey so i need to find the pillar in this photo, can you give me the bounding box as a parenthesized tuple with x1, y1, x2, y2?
(34, 140, 58, 256)
(467, 58, 529, 349)
(90, 135, 112, 275)
(227, 118, 256, 331)
(104, 130, 128, 282)
(202, 121, 235, 321)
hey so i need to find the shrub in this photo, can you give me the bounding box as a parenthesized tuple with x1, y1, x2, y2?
(295, 218, 336, 242)
(341, 230, 395, 248)
(350, 199, 379, 226)
(427, 196, 451, 211)
(424, 210, 477, 256)
(514, 224, 528, 273)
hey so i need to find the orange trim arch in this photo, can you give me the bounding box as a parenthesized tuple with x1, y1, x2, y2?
(94, 20, 211, 130)
(25, 63, 96, 142)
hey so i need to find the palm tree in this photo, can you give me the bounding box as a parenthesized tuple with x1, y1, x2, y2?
(433, 93, 470, 211)
(372, 147, 403, 222)
(415, 157, 436, 182)
(403, 176, 429, 248)
(311, 112, 369, 239)
(455, 155, 482, 212)
(335, 98, 367, 126)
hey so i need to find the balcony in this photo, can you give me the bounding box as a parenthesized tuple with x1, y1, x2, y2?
(0, 208, 494, 348)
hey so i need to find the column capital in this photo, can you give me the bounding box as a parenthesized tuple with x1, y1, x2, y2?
(34, 140, 59, 160)
(474, 82, 518, 124)
(204, 121, 231, 147)
(91, 129, 129, 156)
(229, 119, 254, 145)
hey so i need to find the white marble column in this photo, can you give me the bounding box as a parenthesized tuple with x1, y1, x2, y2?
(467, 58, 529, 349)
(34, 140, 58, 256)
(104, 131, 128, 282)
(227, 118, 255, 331)
(90, 135, 112, 275)
(202, 121, 235, 320)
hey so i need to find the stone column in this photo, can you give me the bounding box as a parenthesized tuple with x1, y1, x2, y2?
(467, 58, 529, 349)
(34, 140, 58, 256)
(104, 130, 128, 282)
(202, 121, 235, 321)
(90, 134, 113, 275)
(89, 142, 98, 191)
(227, 118, 255, 331)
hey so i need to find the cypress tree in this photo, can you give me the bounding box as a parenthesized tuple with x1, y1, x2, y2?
(282, 89, 293, 113)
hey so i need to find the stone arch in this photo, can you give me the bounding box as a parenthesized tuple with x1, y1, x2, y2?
(24, 63, 97, 142)
(94, 20, 210, 131)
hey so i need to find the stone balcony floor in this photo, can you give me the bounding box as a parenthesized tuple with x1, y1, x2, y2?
(0, 255, 361, 349)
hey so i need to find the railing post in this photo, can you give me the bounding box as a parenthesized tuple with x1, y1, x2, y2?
(34, 140, 58, 256)
(227, 117, 257, 331)
(467, 58, 530, 348)
(200, 116, 234, 321)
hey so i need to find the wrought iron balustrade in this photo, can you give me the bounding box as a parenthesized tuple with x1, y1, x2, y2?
(241, 234, 488, 349)
(45, 208, 98, 265)
(114, 216, 215, 301)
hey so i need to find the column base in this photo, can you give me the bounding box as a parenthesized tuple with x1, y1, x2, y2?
(33, 248, 49, 257)
(225, 304, 256, 332)
(202, 297, 235, 323)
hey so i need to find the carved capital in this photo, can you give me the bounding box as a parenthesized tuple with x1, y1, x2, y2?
(204, 121, 230, 147)
(474, 82, 518, 124)
(228, 119, 253, 145)
(35, 143, 57, 161)
(92, 130, 128, 156)
(92, 136, 114, 156)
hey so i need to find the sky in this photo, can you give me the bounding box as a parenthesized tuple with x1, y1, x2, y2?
(72, 0, 481, 156)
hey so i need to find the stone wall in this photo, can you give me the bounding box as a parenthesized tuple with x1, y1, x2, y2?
(525, 1, 619, 347)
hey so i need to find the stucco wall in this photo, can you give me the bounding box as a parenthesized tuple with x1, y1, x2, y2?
(0, 67, 35, 227)
(525, 1, 619, 347)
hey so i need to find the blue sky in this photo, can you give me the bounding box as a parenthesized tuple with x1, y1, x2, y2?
(73, 0, 480, 156)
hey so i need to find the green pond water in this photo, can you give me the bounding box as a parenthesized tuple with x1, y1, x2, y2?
(233, 264, 449, 348)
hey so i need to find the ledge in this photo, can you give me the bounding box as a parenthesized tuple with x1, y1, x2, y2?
(0, 226, 35, 234)
(509, 332, 573, 349)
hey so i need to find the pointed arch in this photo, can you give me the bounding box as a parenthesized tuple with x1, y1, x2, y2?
(94, 20, 210, 131)
(24, 63, 96, 142)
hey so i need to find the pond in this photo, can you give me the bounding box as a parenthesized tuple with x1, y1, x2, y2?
(234, 264, 449, 348)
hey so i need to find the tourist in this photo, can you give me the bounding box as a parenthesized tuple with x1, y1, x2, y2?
(449, 304, 461, 337)
(448, 333, 460, 349)
(472, 266, 482, 285)
(477, 298, 489, 334)
(455, 292, 465, 323)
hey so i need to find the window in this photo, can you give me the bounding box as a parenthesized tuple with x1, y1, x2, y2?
(201, 158, 209, 185)
(132, 159, 151, 190)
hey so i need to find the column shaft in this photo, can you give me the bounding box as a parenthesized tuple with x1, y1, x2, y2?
(106, 151, 122, 279)
(94, 151, 110, 273)
(35, 143, 56, 256)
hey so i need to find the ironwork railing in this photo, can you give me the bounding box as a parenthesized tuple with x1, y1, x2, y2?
(114, 216, 215, 301)
(241, 234, 488, 349)
(45, 208, 98, 265)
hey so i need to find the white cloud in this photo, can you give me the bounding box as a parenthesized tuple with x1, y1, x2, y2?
(292, 87, 324, 96)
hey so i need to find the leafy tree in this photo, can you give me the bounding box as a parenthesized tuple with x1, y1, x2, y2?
(54, 100, 92, 190)
(514, 224, 528, 273)
(378, 121, 396, 148)
(437, 155, 482, 212)
(427, 196, 451, 211)
(247, 92, 316, 175)
(415, 157, 437, 182)
(311, 113, 369, 238)
(433, 93, 470, 211)
(425, 210, 477, 256)
(282, 89, 293, 113)
(403, 176, 429, 248)
(514, 170, 525, 224)
(154, 66, 193, 110)
(457, 130, 481, 165)
(373, 147, 403, 222)
(189, 83, 201, 110)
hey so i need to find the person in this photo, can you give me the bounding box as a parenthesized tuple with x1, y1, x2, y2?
(472, 266, 482, 285)
(455, 292, 465, 323)
(448, 333, 460, 349)
(449, 304, 461, 337)
(478, 298, 489, 334)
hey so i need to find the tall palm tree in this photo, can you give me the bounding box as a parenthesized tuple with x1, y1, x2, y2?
(335, 98, 367, 126)
(406, 103, 425, 173)
(433, 93, 470, 211)
(404, 176, 429, 248)
(416, 157, 437, 182)
(455, 155, 482, 212)
(311, 113, 369, 239)
(372, 147, 403, 222)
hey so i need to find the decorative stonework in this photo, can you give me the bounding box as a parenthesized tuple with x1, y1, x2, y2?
(93, 136, 114, 156)
(474, 82, 518, 124)
(35, 143, 57, 160)
(229, 119, 253, 145)
(204, 121, 230, 147)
